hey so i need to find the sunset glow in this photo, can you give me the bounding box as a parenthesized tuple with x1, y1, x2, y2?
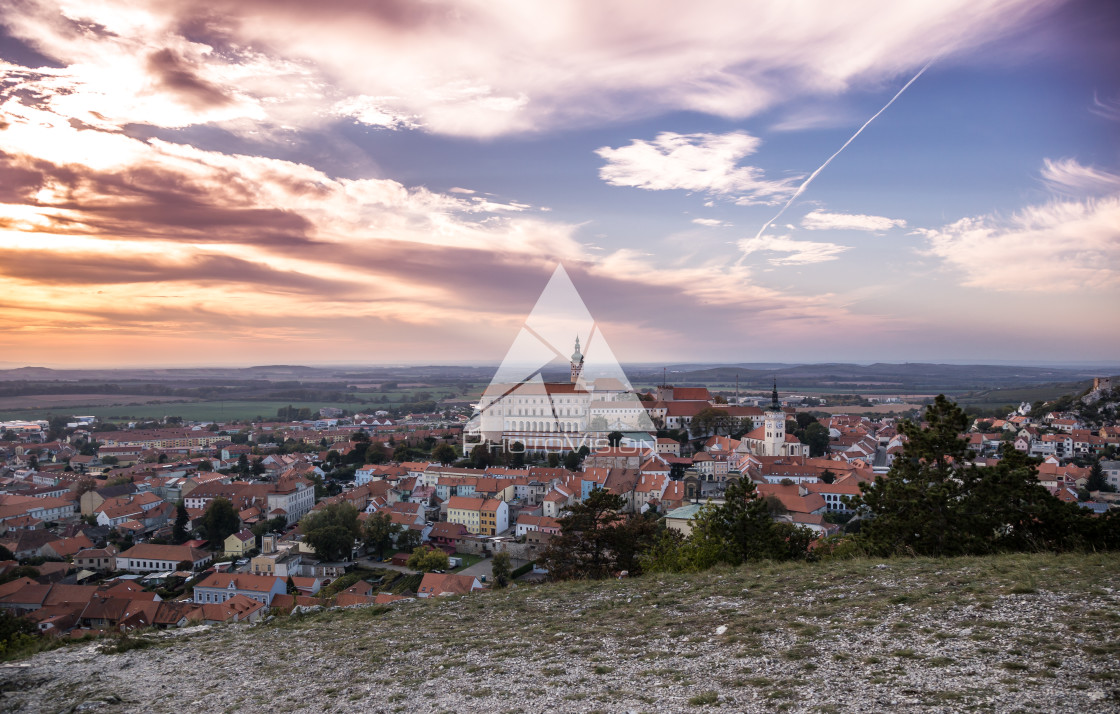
(0, 0, 1117, 367)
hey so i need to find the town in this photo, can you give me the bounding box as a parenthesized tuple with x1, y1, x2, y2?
(0, 356, 1117, 646)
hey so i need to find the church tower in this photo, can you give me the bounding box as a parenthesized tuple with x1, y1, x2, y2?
(763, 380, 785, 456)
(570, 336, 584, 384)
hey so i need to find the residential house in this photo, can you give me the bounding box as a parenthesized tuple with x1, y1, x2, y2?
(0, 496, 77, 527)
(514, 514, 561, 538)
(251, 534, 303, 577)
(663, 503, 705, 537)
(416, 572, 484, 598)
(0, 529, 64, 560)
(446, 496, 485, 534)
(655, 437, 681, 456)
(224, 529, 256, 558)
(427, 522, 469, 551)
(478, 498, 509, 536)
(74, 546, 119, 573)
(192, 572, 286, 607)
(196, 593, 266, 624)
(755, 483, 828, 518)
(41, 533, 94, 560)
(804, 476, 864, 513)
(115, 543, 211, 573)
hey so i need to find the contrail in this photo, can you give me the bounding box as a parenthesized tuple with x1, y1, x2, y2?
(749, 59, 934, 245)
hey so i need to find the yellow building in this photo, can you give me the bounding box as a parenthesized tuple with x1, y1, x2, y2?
(446, 496, 484, 534)
(224, 529, 256, 557)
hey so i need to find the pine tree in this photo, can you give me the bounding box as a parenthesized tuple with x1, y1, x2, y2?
(851, 395, 972, 557)
(172, 500, 190, 544)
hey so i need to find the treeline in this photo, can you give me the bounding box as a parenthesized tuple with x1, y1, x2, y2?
(542, 396, 1120, 581)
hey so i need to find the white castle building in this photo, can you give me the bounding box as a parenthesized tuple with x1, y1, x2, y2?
(465, 337, 654, 454)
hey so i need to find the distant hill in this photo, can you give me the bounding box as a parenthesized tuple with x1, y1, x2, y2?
(629, 363, 1107, 392)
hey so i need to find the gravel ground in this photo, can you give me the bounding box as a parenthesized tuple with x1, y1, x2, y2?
(2, 553, 1118, 714)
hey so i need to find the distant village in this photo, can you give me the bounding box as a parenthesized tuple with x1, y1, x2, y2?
(0, 362, 1117, 642)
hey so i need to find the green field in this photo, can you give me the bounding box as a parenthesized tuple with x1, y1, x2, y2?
(0, 400, 363, 423)
(954, 381, 1088, 411)
(0, 381, 491, 423)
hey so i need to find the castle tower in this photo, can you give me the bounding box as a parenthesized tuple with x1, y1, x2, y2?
(570, 336, 584, 384)
(763, 380, 784, 456)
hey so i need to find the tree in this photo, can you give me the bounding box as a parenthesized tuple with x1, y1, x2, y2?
(299, 502, 361, 562)
(850, 395, 971, 557)
(491, 551, 512, 588)
(795, 412, 817, 430)
(251, 515, 289, 540)
(0, 608, 38, 655)
(172, 500, 190, 544)
(850, 395, 1101, 558)
(250, 458, 265, 478)
(75, 477, 98, 499)
(563, 450, 582, 471)
(197, 498, 240, 544)
(508, 442, 525, 468)
(407, 545, 449, 572)
(432, 443, 457, 465)
(953, 446, 1093, 553)
(802, 422, 831, 457)
(470, 444, 493, 468)
(237, 453, 250, 476)
(362, 511, 401, 560)
(397, 528, 422, 553)
(691, 477, 788, 565)
(819, 469, 836, 485)
(607, 431, 624, 447)
(690, 408, 734, 437)
(1088, 460, 1114, 492)
(286, 575, 298, 595)
(539, 488, 659, 580)
(366, 442, 388, 465)
(547, 452, 561, 468)
(100, 455, 119, 466)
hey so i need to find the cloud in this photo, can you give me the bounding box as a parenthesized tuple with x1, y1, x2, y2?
(0, 86, 859, 364)
(596, 131, 797, 204)
(692, 218, 730, 227)
(919, 159, 1120, 293)
(1091, 93, 1120, 122)
(0, 0, 1057, 137)
(919, 196, 1120, 293)
(737, 236, 850, 265)
(145, 48, 236, 112)
(1040, 158, 1120, 196)
(331, 95, 419, 129)
(801, 209, 906, 232)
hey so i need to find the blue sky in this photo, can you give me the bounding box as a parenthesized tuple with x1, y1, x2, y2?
(0, 0, 1116, 367)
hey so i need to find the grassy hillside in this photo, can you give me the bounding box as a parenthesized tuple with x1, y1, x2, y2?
(2, 552, 1117, 713)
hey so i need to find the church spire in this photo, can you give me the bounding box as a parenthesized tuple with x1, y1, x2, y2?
(570, 335, 584, 384)
(770, 379, 780, 411)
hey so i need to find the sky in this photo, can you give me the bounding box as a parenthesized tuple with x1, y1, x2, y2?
(0, 0, 1117, 368)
